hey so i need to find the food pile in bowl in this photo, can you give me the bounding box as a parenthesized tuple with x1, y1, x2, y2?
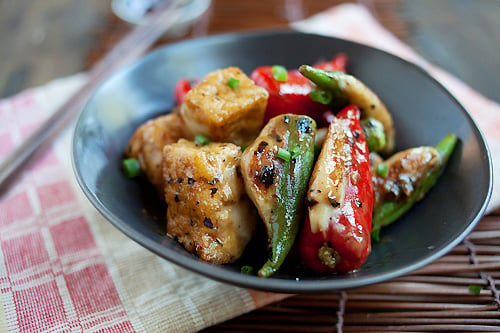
(122, 54, 457, 278)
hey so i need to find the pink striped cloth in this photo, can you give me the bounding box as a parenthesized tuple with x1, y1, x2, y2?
(0, 3, 498, 332)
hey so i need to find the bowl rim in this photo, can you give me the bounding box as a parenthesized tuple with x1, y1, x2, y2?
(72, 29, 493, 293)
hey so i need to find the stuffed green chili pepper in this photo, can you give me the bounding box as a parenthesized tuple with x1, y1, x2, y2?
(371, 133, 458, 241)
(241, 114, 316, 277)
(299, 65, 395, 154)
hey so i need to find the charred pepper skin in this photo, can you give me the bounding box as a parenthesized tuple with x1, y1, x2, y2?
(360, 118, 387, 153)
(241, 114, 316, 278)
(299, 105, 373, 274)
(371, 133, 458, 241)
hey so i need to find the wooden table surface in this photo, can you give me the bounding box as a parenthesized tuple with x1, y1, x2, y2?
(1, 0, 499, 102)
(1, 0, 499, 331)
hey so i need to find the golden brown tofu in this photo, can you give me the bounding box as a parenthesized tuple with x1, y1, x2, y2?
(163, 139, 258, 264)
(180, 67, 269, 147)
(125, 113, 193, 195)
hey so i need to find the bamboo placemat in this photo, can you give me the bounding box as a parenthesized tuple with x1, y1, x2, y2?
(206, 212, 500, 332)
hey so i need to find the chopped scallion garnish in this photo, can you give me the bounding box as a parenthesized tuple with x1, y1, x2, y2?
(195, 134, 210, 146)
(290, 146, 301, 160)
(241, 265, 254, 274)
(272, 65, 288, 82)
(226, 77, 240, 89)
(122, 158, 141, 178)
(468, 284, 482, 295)
(309, 89, 333, 105)
(277, 147, 291, 162)
(376, 164, 389, 177)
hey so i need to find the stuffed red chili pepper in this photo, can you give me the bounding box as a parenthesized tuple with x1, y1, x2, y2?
(299, 105, 373, 274)
(250, 54, 348, 124)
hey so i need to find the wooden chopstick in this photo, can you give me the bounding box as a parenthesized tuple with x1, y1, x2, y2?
(0, 0, 192, 191)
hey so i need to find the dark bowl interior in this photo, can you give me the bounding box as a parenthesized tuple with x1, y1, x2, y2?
(72, 30, 491, 293)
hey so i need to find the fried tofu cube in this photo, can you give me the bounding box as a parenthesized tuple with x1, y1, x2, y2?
(126, 113, 193, 195)
(163, 139, 258, 264)
(180, 67, 269, 147)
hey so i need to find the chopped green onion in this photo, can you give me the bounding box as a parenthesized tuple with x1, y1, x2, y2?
(272, 65, 288, 82)
(468, 284, 482, 295)
(376, 164, 389, 177)
(241, 265, 254, 274)
(309, 89, 333, 105)
(290, 146, 301, 160)
(122, 158, 141, 178)
(277, 147, 291, 162)
(195, 134, 210, 146)
(226, 77, 240, 89)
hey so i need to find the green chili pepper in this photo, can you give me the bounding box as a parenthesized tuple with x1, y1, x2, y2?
(298, 65, 348, 110)
(299, 64, 396, 154)
(241, 114, 316, 278)
(259, 115, 316, 277)
(371, 133, 458, 241)
(309, 89, 333, 105)
(361, 118, 387, 152)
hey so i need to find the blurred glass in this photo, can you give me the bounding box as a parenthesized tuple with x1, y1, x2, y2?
(111, 0, 212, 38)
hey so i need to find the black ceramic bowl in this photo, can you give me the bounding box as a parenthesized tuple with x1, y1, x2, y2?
(72, 30, 492, 293)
